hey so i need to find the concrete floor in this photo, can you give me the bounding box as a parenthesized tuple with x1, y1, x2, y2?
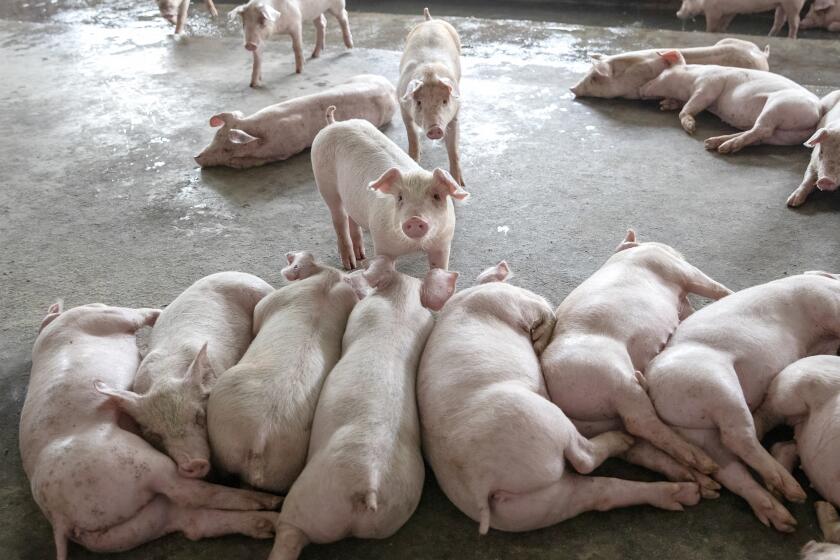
(1, 0, 839, 559)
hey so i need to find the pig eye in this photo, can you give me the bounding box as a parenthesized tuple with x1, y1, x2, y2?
(195, 412, 206, 429)
(398, 195, 403, 203)
(443, 99, 448, 105)
(433, 193, 441, 201)
(416, 100, 421, 108)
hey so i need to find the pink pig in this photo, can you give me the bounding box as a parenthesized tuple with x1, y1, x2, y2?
(541, 231, 731, 492)
(195, 74, 396, 168)
(155, 0, 218, 34)
(802, 0, 840, 32)
(417, 262, 700, 535)
(20, 303, 282, 559)
(676, 0, 806, 38)
(787, 90, 840, 206)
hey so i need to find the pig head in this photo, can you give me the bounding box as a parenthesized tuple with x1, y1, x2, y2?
(676, 0, 704, 20)
(194, 111, 262, 167)
(230, 0, 281, 52)
(571, 53, 671, 99)
(401, 70, 460, 140)
(806, 127, 840, 192)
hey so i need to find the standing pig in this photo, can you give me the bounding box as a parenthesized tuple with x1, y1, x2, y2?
(640, 50, 820, 154)
(399, 8, 465, 186)
(311, 113, 469, 270)
(21, 303, 282, 559)
(675, 0, 806, 38)
(571, 38, 770, 99)
(541, 231, 730, 484)
(230, 0, 353, 86)
(418, 262, 700, 534)
(207, 252, 360, 492)
(156, 0, 218, 34)
(267, 257, 458, 560)
(645, 272, 840, 531)
(195, 74, 396, 169)
(787, 90, 840, 206)
(94, 272, 273, 479)
(802, 0, 840, 32)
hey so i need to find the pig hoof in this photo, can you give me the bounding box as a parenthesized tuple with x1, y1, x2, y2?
(680, 116, 696, 135)
(311, 50, 321, 59)
(786, 191, 806, 207)
(672, 482, 701, 508)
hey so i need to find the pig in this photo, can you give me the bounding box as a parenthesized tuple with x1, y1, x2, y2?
(675, 0, 806, 38)
(541, 231, 731, 489)
(399, 8, 465, 186)
(787, 90, 840, 206)
(267, 257, 458, 560)
(207, 252, 360, 493)
(311, 113, 469, 271)
(230, 0, 353, 86)
(417, 262, 700, 534)
(94, 272, 272, 479)
(802, 0, 840, 32)
(195, 74, 396, 169)
(801, 540, 840, 560)
(644, 272, 840, 532)
(156, 0, 218, 34)
(640, 50, 820, 154)
(20, 302, 282, 559)
(571, 38, 770, 100)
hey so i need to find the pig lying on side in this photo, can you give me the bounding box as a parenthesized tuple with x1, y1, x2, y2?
(195, 75, 397, 168)
(541, 231, 730, 488)
(645, 272, 840, 532)
(95, 272, 272, 479)
(418, 262, 700, 534)
(156, 0, 217, 34)
(312, 112, 469, 270)
(399, 8, 465, 186)
(268, 257, 457, 560)
(802, 0, 840, 31)
(676, 0, 806, 38)
(230, 0, 353, 86)
(787, 90, 840, 206)
(640, 50, 820, 154)
(207, 252, 359, 492)
(21, 303, 281, 559)
(571, 38, 770, 99)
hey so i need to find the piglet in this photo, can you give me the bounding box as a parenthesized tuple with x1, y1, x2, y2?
(418, 262, 699, 534)
(541, 231, 730, 488)
(787, 90, 840, 206)
(676, 0, 806, 38)
(640, 50, 820, 154)
(571, 38, 770, 99)
(20, 303, 282, 559)
(802, 0, 840, 32)
(156, 0, 218, 34)
(399, 8, 465, 185)
(195, 75, 396, 168)
(95, 272, 272, 479)
(207, 252, 359, 492)
(230, 0, 353, 86)
(311, 114, 469, 270)
(268, 257, 458, 560)
(645, 272, 840, 532)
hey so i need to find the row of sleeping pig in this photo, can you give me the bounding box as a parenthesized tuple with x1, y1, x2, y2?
(676, 0, 840, 36)
(21, 231, 840, 559)
(570, 37, 840, 207)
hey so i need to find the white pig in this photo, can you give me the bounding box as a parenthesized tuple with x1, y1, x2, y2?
(541, 231, 731, 486)
(645, 272, 840, 532)
(156, 0, 218, 34)
(21, 303, 282, 559)
(399, 8, 465, 186)
(95, 272, 272, 479)
(787, 90, 840, 206)
(802, 0, 840, 32)
(267, 257, 458, 560)
(195, 75, 396, 168)
(571, 38, 770, 99)
(418, 262, 700, 534)
(207, 252, 359, 492)
(640, 50, 820, 154)
(676, 0, 806, 38)
(230, 0, 353, 86)
(311, 114, 469, 271)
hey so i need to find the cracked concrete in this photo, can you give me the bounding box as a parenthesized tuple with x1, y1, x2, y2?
(1, 1, 838, 559)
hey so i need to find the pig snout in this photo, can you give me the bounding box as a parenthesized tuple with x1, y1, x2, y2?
(817, 177, 838, 191)
(402, 217, 429, 239)
(178, 457, 210, 478)
(426, 126, 445, 140)
(569, 83, 582, 96)
(245, 42, 258, 52)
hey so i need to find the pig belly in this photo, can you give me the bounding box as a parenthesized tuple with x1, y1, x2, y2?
(710, 94, 767, 130)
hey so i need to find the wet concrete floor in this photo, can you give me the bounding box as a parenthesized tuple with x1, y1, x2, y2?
(1, 1, 839, 559)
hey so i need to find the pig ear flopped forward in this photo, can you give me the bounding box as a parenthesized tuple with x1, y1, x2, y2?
(363, 256, 396, 290)
(805, 128, 829, 147)
(615, 228, 640, 253)
(591, 58, 611, 77)
(438, 77, 460, 99)
(420, 268, 459, 311)
(93, 381, 142, 416)
(657, 50, 686, 67)
(476, 261, 511, 284)
(368, 168, 403, 195)
(228, 4, 245, 21)
(228, 129, 260, 145)
(259, 5, 281, 23)
(433, 168, 469, 200)
(185, 343, 216, 395)
(401, 80, 424, 101)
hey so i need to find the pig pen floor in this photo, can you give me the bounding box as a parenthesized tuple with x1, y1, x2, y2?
(1, 1, 839, 559)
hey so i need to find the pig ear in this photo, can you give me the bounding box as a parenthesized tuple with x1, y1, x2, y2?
(432, 168, 470, 200)
(401, 79, 424, 101)
(282, 251, 317, 281)
(438, 77, 460, 99)
(368, 168, 403, 195)
(476, 261, 511, 284)
(209, 113, 235, 127)
(421, 268, 459, 311)
(590, 53, 605, 61)
(185, 343, 215, 395)
(592, 58, 611, 77)
(363, 256, 396, 290)
(615, 229, 640, 252)
(39, 302, 64, 333)
(94, 381, 142, 416)
(343, 272, 371, 300)
(228, 4, 245, 20)
(805, 128, 828, 148)
(804, 270, 840, 280)
(260, 5, 280, 22)
(229, 129, 259, 145)
(657, 50, 686, 67)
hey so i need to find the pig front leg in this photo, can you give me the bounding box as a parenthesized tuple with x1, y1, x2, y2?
(312, 15, 326, 59)
(769, 7, 786, 36)
(770, 441, 799, 473)
(330, 6, 354, 48)
(659, 98, 682, 112)
(205, 0, 218, 17)
(816, 501, 840, 543)
(426, 244, 451, 270)
(348, 216, 366, 262)
(788, 163, 818, 207)
(783, 5, 801, 39)
(250, 49, 263, 88)
(291, 28, 305, 73)
(445, 117, 464, 186)
(401, 106, 421, 161)
(156, 475, 283, 511)
(704, 11, 727, 33)
(175, 0, 190, 34)
(677, 87, 720, 135)
(620, 441, 721, 499)
(331, 207, 357, 269)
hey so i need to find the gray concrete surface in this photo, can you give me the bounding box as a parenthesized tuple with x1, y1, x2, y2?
(1, 1, 839, 559)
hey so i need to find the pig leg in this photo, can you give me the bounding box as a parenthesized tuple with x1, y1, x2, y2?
(816, 502, 840, 543)
(311, 15, 326, 59)
(704, 12, 727, 32)
(205, 0, 218, 17)
(769, 7, 786, 36)
(329, 6, 354, 48)
(620, 441, 721, 499)
(348, 216, 366, 261)
(783, 5, 801, 38)
(427, 244, 451, 271)
(677, 87, 721, 135)
(678, 296, 695, 320)
(659, 98, 683, 111)
(291, 28, 304, 73)
(250, 48, 263, 88)
(787, 164, 818, 207)
(719, 13, 736, 31)
(175, 0, 190, 34)
(329, 205, 356, 269)
(445, 117, 464, 186)
(564, 430, 635, 474)
(770, 441, 799, 473)
(155, 473, 282, 510)
(401, 106, 421, 161)
(829, 22, 840, 32)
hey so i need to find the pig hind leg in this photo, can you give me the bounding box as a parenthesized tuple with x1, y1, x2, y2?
(620, 441, 721, 498)
(205, 0, 218, 17)
(329, 4, 354, 48)
(314, 164, 356, 269)
(401, 106, 421, 161)
(348, 216, 366, 261)
(816, 502, 840, 543)
(311, 15, 326, 58)
(783, 2, 802, 38)
(769, 7, 786, 36)
(564, 429, 635, 474)
(154, 469, 282, 511)
(445, 116, 464, 186)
